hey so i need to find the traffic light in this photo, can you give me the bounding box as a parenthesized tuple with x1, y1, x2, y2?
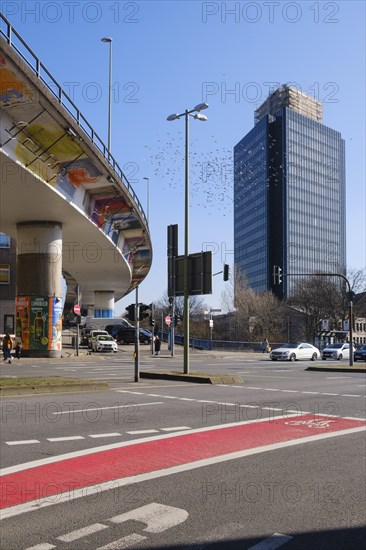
(139, 304, 151, 321)
(125, 304, 135, 321)
(223, 264, 230, 281)
(278, 267, 282, 284)
(149, 315, 155, 327)
(174, 314, 180, 327)
(75, 314, 81, 325)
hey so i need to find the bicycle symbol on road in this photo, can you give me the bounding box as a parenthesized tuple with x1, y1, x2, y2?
(285, 419, 336, 429)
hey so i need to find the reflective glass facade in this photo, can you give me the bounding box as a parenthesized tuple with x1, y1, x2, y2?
(234, 107, 346, 299)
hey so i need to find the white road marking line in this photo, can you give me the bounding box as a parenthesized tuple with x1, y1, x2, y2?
(261, 407, 285, 412)
(321, 393, 339, 396)
(47, 436, 85, 442)
(263, 388, 280, 391)
(301, 391, 319, 394)
(246, 386, 262, 389)
(6, 424, 365, 520)
(57, 523, 108, 542)
(53, 402, 163, 415)
(248, 532, 293, 549)
(160, 426, 191, 431)
(326, 376, 352, 379)
(178, 397, 195, 401)
(341, 394, 362, 397)
(281, 390, 299, 393)
(6, 440, 40, 446)
(96, 534, 146, 549)
(126, 429, 159, 435)
(89, 433, 122, 438)
(25, 544, 56, 550)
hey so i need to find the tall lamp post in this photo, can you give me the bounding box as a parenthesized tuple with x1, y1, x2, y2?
(143, 176, 150, 225)
(101, 37, 112, 153)
(167, 103, 208, 374)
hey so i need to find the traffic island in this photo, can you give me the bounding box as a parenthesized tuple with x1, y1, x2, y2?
(0, 376, 109, 396)
(140, 371, 244, 384)
(306, 364, 366, 373)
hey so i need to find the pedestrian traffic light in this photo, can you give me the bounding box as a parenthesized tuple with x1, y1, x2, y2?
(139, 304, 151, 321)
(125, 304, 135, 321)
(150, 315, 155, 327)
(223, 264, 230, 281)
(278, 267, 282, 284)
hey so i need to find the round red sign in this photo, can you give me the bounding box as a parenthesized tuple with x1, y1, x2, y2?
(165, 315, 171, 326)
(74, 304, 81, 314)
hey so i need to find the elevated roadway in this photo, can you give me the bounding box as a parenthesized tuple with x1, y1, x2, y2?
(0, 14, 152, 355)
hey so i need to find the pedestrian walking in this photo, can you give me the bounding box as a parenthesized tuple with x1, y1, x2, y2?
(154, 335, 161, 356)
(15, 335, 22, 359)
(261, 338, 269, 354)
(2, 332, 13, 364)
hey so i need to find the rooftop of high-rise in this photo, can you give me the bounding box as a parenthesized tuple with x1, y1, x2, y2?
(254, 84, 323, 125)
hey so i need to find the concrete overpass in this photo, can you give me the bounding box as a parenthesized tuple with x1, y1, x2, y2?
(0, 14, 152, 356)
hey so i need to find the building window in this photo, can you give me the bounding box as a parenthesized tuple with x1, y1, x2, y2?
(0, 233, 11, 248)
(0, 264, 10, 284)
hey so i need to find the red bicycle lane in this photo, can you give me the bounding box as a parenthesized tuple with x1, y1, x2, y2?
(1, 414, 365, 513)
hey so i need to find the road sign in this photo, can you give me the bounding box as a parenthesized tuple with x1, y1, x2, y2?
(74, 304, 81, 314)
(165, 315, 172, 326)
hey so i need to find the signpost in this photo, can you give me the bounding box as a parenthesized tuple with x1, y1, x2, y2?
(73, 304, 81, 315)
(74, 304, 81, 356)
(165, 315, 172, 326)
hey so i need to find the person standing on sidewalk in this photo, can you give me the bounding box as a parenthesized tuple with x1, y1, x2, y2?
(261, 339, 269, 354)
(2, 333, 13, 364)
(15, 335, 22, 359)
(154, 335, 161, 356)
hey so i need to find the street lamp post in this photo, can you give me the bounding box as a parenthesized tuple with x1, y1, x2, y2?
(143, 176, 150, 225)
(167, 103, 208, 374)
(101, 37, 112, 153)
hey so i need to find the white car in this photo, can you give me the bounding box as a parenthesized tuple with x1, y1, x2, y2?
(321, 343, 355, 361)
(270, 343, 320, 362)
(91, 335, 118, 353)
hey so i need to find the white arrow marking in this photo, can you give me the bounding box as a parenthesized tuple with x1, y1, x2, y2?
(110, 502, 189, 533)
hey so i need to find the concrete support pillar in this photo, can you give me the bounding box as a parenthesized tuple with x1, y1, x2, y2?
(94, 291, 114, 318)
(16, 221, 63, 358)
(81, 290, 95, 318)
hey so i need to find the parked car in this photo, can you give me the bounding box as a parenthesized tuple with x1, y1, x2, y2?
(116, 327, 152, 345)
(91, 334, 118, 353)
(270, 343, 320, 362)
(354, 344, 366, 362)
(321, 343, 355, 360)
(88, 330, 109, 348)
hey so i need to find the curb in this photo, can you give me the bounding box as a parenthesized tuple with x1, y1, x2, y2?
(0, 381, 109, 396)
(306, 365, 366, 373)
(140, 371, 244, 384)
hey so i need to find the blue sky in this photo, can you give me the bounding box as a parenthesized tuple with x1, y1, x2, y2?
(3, 0, 365, 312)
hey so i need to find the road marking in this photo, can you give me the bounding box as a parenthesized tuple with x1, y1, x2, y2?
(341, 394, 362, 397)
(47, 436, 85, 442)
(248, 532, 293, 549)
(53, 402, 163, 415)
(326, 376, 352, 379)
(25, 544, 56, 550)
(160, 426, 191, 431)
(321, 393, 339, 396)
(1, 415, 365, 519)
(110, 502, 189, 532)
(57, 523, 108, 542)
(126, 429, 159, 435)
(280, 389, 299, 393)
(89, 433, 122, 438)
(6, 440, 40, 446)
(97, 534, 146, 549)
(301, 391, 319, 394)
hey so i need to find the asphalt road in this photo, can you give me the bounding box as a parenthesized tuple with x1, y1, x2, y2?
(1, 350, 365, 549)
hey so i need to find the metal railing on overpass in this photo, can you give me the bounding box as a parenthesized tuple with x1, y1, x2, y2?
(0, 13, 147, 226)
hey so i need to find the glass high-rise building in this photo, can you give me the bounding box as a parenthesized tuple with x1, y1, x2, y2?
(234, 85, 346, 299)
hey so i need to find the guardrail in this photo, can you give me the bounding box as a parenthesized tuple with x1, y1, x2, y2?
(0, 13, 147, 226)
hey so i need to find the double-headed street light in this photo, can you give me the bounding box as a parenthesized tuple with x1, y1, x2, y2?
(101, 37, 113, 154)
(167, 103, 208, 374)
